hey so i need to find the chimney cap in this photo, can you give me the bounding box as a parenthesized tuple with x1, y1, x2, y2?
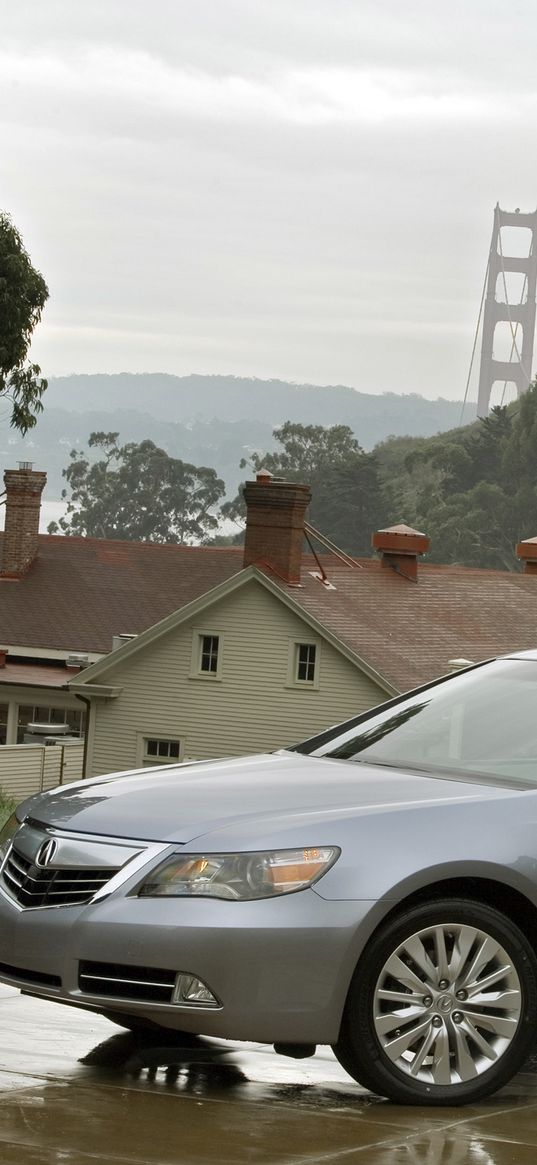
(372, 523, 430, 556)
(17, 461, 34, 472)
(376, 522, 427, 538)
(255, 468, 274, 485)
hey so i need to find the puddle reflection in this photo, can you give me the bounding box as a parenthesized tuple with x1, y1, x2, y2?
(80, 1030, 248, 1090)
(78, 1029, 369, 1111)
(370, 1131, 500, 1164)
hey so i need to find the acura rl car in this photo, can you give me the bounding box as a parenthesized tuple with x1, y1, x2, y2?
(2, 651, 537, 1106)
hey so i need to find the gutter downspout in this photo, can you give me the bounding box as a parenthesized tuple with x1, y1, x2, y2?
(75, 693, 92, 780)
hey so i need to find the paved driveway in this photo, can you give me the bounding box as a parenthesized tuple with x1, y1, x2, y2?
(2, 985, 537, 1164)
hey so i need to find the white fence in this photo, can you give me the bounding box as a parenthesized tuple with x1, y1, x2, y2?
(0, 743, 84, 804)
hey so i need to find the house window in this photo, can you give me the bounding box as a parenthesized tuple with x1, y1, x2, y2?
(191, 630, 223, 680)
(16, 704, 86, 743)
(297, 643, 317, 683)
(287, 641, 320, 688)
(143, 738, 181, 766)
(200, 635, 219, 674)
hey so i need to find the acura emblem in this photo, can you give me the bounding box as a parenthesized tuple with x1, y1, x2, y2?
(35, 839, 58, 868)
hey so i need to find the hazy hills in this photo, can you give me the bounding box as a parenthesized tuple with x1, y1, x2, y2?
(43, 373, 469, 437)
(3, 373, 473, 498)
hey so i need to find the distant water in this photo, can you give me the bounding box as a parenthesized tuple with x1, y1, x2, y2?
(40, 500, 68, 532)
(0, 498, 68, 533)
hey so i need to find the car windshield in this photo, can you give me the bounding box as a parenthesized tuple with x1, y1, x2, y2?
(295, 658, 537, 786)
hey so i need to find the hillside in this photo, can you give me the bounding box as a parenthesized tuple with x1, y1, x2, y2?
(2, 373, 472, 499)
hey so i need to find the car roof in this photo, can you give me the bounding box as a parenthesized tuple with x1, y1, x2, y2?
(504, 649, 537, 661)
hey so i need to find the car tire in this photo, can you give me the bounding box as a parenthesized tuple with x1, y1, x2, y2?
(333, 897, 537, 1105)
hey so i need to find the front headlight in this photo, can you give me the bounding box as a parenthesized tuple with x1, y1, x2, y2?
(0, 813, 20, 866)
(137, 846, 340, 900)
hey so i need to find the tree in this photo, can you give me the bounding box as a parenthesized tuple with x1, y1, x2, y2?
(48, 433, 225, 543)
(378, 391, 537, 570)
(502, 382, 537, 491)
(0, 212, 49, 433)
(222, 421, 386, 555)
(423, 482, 524, 570)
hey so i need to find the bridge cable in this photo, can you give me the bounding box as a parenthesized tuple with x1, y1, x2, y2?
(458, 254, 489, 426)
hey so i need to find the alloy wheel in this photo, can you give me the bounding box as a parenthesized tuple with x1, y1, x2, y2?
(373, 921, 522, 1086)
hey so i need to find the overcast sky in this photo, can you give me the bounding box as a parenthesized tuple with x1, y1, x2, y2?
(3, 0, 537, 403)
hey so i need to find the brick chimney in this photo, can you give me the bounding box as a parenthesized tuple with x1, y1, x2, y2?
(516, 536, 537, 574)
(372, 523, 430, 581)
(1, 463, 47, 578)
(243, 472, 311, 585)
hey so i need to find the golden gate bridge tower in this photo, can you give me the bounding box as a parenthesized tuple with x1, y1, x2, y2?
(476, 204, 537, 418)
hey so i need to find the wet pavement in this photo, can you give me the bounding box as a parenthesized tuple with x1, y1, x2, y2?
(3, 987, 537, 1163)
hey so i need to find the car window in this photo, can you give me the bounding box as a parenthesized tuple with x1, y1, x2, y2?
(304, 660, 537, 785)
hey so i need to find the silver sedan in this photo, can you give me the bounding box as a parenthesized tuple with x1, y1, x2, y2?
(2, 651, 537, 1105)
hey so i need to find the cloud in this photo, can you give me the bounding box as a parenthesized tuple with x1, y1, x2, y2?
(2, 0, 537, 403)
(0, 48, 522, 137)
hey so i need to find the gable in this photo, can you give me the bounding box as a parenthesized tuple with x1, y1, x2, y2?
(87, 580, 388, 774)
(71, 567, 396, 696)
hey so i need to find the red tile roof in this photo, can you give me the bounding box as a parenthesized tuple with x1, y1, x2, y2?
(270, 559, 537, 691)
(0, 662, 71, 689)
(0, 535, 244, 654)
(2, 534, 537, 694)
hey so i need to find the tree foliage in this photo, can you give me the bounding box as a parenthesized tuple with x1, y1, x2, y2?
(222, 421, 387, 555)
(221, 393, 537, 569)
(378, 388, 537, 570)
(0, 212, 49, 433)
(48, 432, 225, 543)
(51, 384, 537, 566)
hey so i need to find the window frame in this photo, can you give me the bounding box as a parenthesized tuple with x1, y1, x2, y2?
(286, 639, 320, 690)
(190, 629, 224, 681)
(16, 702, 86, 743)
(137, 734, 183, 767)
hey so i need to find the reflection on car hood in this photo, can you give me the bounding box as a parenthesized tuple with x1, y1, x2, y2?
(20, 751, 516, 846)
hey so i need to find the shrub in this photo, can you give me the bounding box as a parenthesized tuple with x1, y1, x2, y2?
(0, 790, 16, 829)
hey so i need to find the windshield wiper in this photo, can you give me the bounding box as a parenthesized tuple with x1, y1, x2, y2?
(340, 757, 407, 770)
(342, 756, 532, 789)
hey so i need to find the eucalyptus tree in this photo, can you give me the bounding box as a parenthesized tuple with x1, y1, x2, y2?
(49, 432, 225, 543)
(0, 212, 49, 433)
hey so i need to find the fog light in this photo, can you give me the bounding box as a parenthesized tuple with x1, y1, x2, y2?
(172, 973, 220, 1008)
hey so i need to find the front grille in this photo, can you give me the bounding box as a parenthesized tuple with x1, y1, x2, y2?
(0, 960, 61, 989)
(79, 960, 177, 1003)
(2, 846, 119, 908)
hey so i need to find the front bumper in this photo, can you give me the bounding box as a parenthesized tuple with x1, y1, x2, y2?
(0, 878, 377, 1044)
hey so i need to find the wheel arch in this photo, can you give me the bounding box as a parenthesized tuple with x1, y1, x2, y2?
(362, 874, 537, 966)
(336, 870, 537, 1029)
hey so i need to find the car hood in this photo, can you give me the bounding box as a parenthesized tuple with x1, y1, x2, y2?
(20, 750, 517, 847)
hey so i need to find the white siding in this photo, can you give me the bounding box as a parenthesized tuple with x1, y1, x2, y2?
(0, 743, 84, 803)
(88, 580, 387, 777)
